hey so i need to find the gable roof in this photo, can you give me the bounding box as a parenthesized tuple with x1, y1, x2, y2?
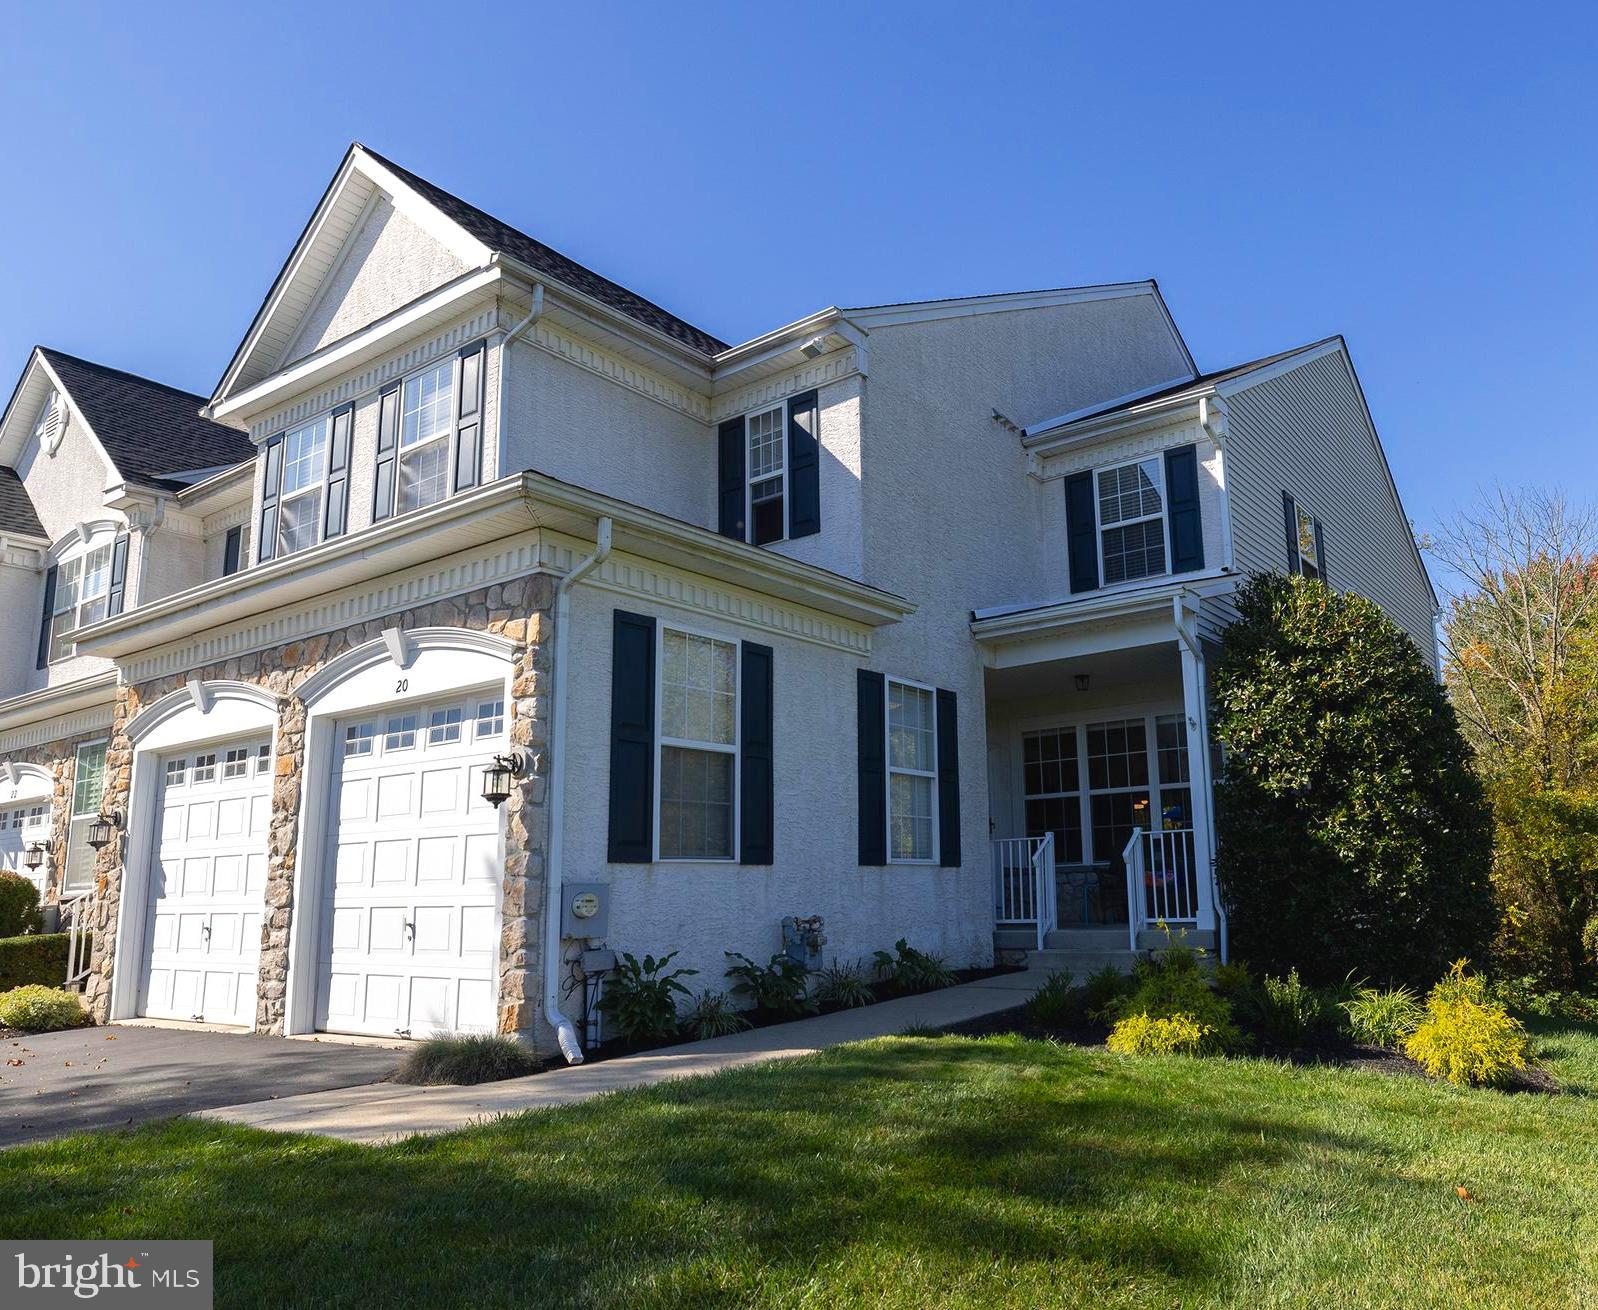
(359, 147, 728, 358)
(0, 466, 45, 537)
(37, 349, 254, 492)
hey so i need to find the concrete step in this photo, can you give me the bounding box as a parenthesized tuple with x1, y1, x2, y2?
(1043, 927, 1129, 951)
(1023, 948, 1138, 977)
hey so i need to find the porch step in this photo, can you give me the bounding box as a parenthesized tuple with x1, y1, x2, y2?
(1043, 927, 1129, 952)
(1023, 947, 1139, 977)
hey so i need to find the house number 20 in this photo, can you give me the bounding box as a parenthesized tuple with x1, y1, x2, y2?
(395, 679, 409, 693)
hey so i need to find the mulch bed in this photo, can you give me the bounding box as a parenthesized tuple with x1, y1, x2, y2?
(936, 1004, 1563, 1094)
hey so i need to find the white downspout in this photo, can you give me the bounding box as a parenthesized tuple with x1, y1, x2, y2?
(496, 283, 544, 478)
(543, 515, 613, 1063)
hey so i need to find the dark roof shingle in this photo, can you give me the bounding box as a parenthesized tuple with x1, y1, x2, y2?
(40, 349, 255, 491)
(361, 146, 729, 357)
(0, 466, 45, 537)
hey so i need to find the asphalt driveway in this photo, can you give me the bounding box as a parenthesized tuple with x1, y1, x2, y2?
(0, 1025, 402, 1147)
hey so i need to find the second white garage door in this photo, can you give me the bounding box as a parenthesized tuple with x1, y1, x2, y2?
(317, 692, 506, 1038)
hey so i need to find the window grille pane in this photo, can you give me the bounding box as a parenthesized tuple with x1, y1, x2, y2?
(1156, 714, 1190, 786)
(658, 746, 733, 859)
(192, 752, 217, 784)
(428, 707, 463, 745)
(384, 715, 417, 751)
(1096, 460, 1163, 526)
(1101, 519, 1166, 584)
(474, 700, 505, 738)
(72, 743, 107, 816)
(890, 773, 934, 860)
(401, 361, 454, 449)
(222, 748, 249, 779)
(278, 491, 321, 555)
(281, 418, 329, 496)
(660, 630, 736, 746)
(397, 440, 451, 513)
(747, 407, 784, 480)
(887, 683, 935, 771)
(344, 723, 376, 758)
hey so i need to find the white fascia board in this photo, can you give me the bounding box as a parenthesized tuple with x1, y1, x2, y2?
(711, 308, 842, 371)
(351, 148, 493, 267)
(0, 670, 119, 735)
(75, 473, 913, 659)
(209, 267, 505, 424)
(842, 281, 1160, 329)
(25, 352, 126, 498)
(972, 570, 1236, 640)
(174, 459, 255, 508)
(1023, 374, 1202, 442)
(1212, 338, 1344, 396)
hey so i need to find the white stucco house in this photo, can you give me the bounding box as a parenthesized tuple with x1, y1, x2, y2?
(0, 144, 1436, 1058)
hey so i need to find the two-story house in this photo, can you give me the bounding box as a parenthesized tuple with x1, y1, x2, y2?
(0, 144, 1435, 1060)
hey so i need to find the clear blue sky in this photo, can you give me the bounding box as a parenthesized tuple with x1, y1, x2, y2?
(1, 2, 1592, 543)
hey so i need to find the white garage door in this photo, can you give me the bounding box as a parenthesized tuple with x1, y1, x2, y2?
(0, 800, 50, 898)
(139, 739, 272, 1026)
(317, 692, 506, 1038)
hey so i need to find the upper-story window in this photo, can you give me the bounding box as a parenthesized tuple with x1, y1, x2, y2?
(1097, 458, 1167, 584)
(398, 359, 454, 514)
(1284, 492, 1324, 581)
(746, 405, 787, 546)
(49, 544, 112, 663)
(717, 390, 820, 547)
(278, 416, 329, 554)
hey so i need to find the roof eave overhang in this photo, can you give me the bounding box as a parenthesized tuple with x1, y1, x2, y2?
(0, 670, 119, 737)
(1022, 390, 1212, 457)
(971, 572, 1237, 644)
(73, 473, 913, 660)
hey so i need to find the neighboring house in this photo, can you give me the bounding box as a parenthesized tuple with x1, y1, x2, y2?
(0, 144, 1436, 1057)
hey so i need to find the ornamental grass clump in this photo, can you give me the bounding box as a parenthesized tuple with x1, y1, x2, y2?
(1343, 986, 1425, 1049)
(1106, 1013, 1211, 1056)
(0, 985, 90, 1034)
(394, 1035, 544, 1085)
(1404, 960, 1531, 1086)
(679, 990, 751, 1040)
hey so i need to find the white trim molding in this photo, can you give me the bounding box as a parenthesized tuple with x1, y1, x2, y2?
(125, 680, 283, 745)
(296, 627, 521, 708)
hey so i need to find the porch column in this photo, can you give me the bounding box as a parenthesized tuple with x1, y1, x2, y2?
(1175, 607, 1217, 937)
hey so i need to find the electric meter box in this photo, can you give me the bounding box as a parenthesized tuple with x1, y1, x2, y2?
(562, 882, 611, 938)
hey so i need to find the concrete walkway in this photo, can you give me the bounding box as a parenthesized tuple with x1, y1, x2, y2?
(198, 968, 1043, 1144)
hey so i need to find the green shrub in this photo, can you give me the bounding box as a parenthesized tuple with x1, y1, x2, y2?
(1211, 960, 1256, 1000)
(1080, 964, 1134, 1022)
(1107, 1013, 1212, 1056)
(1213, 574, 1495, 987)
(394, 1034, 543, 1085)
(725, 951, 816, 1016)
(1489, 975, 1598, 1024)
(679, 990, 751, 1040)
(0, 932, 76, 991)
(598, 952, 696, 1043)
(1255, 969, 1326, 1046)
(1343, 986, 1425, 1048)
(1108, 947, 1243, 1054)
(1404, 960, 1532, 1086)
(1023, 970, 1076, 1028)
(812, 960, 874, 1010)
(0, 985, 90, 1033)
(0, 873, 42, 938)
(871, 939, 957, 994)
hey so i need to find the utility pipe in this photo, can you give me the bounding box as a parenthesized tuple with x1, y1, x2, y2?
(542, 515, 613, 1062)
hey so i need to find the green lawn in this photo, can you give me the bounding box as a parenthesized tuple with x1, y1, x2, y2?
(4, 1020, 1597, 1309)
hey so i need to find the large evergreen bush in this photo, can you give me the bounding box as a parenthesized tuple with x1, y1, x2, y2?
(1213, 574, 1495, 986)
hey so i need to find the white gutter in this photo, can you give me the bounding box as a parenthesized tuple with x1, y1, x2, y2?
(543, 515, 613, 1063)
(495, 283, 544, 479)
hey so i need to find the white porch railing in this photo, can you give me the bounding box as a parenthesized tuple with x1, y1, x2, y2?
(1121, 827, 1198, 951)
(992, 834, 1057, 951)
(62, 892, 93, 990)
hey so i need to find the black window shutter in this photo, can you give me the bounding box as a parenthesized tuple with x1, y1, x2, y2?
(787, 389, 820, 539)
(1313, 519, 1327, 581)
(936, 688, 961, 867)
(35, 565, 57, 670)
(323, 404, 353, 540)
(857, 669, 887, 865)
(454, 340, 486, 493)
(1065, 471, 1099, 593)
(1282, 491, 1301, 574)
(372, 384, 401, 522)
(717, 417, 746, 540)
(739, 642, 774, 865)
(256, 435, 284, 563)
(105, 533, 130, 616)
(1164, 444, 1204, 573)
(222, 526, 243, 576)
(608, 610, 657, 862)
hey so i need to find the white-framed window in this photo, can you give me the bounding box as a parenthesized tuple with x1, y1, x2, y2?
(427, 706, 463, 746)
(50, 542, 113, 662)
(1295, 503, 1321, 580)
(384, 714, 418, 752)
(255, 743, 272, 776)
(745, 403, 787, 546)
(222, 747, 250, 780)
(192, 753, 217, 784)
(24, 804, 45, 830)
(164, 757, 187, 788)
(277, 415, 330, 556)
(656, 626, 738, 861)
(397, 359, 454, 514)
(886, 678, 938, 862)
(1096, 457, 1167, 585)
(343, 723, 376, 758)
(474, 699, 504, 739)
(64, 739, 107, 892)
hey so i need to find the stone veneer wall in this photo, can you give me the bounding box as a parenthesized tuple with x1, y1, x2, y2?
(81, 574, 558, 1048)
(2, 736, 84, 907)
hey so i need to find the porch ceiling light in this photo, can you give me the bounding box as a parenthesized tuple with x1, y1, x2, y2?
(87, 810, 123, 851)
(23, 842, 45, 871)
(482, 752, 529, 810)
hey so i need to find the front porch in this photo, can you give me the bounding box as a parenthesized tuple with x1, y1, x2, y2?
(975, 588, 1225, 963)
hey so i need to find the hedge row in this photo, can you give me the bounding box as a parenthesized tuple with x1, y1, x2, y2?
(0, 933, 84, 992)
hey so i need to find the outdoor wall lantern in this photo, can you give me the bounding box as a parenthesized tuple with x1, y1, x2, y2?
(23, 842, 46, 871)
(1074, 674, 1091, 692)
(482, 752, 530, 809)
(87, 810, 123, 851)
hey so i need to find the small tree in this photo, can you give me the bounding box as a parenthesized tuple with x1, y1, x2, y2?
(1213, 574, 1494, 986)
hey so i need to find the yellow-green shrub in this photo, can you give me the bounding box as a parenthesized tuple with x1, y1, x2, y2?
(0, 984, 90, 1034)
(1106, 1012, 1211, 1056)
(1403, 960, 1530, 1086)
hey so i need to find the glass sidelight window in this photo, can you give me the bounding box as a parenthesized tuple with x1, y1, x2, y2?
(1021, 727, 1084, 863)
